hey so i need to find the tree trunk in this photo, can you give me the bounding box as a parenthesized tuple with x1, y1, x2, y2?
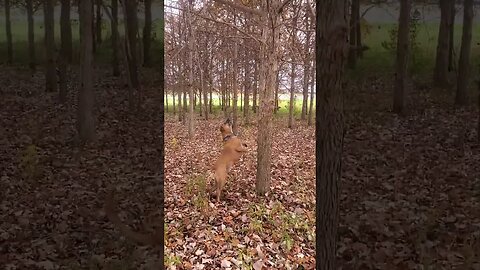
(288, 63, 296, 128)
(172, 89, 176, 115)
(124, 0, 139, 88)
(111, 0, 120, 76)
(209, 88, 213, 113)
(44, 0, 57, 92)
(4, 0, 12, 64)
(433, 0, 452, 87)
(356, 5, 363, 58)
(347, 0, 359, 68)
(61, 0, 73, 63)
(274, 70, 280, 114)
(244, 58, 250, 124)
(178, 88, 183, 122)
(26, 0, 36, 71)
(183, 89, 187, 125)
(232, 42, 239, 135)
(78, 0, 95, 142)
(203, 73, 209, 120)
(143, 0, 152, 67)
(315, 1, 348, 269)
(165, 91, 169, 112)
(393, 0, 411, 115)
(92, 2, 96, 53)
(255, 6, 280, 196)
(448, 1, 455, 72)
(253, 60, 258, 113)
(187, 0, 194, 138)
(301, 15, 311, 120)
(307, 60, 315, 126)
(96, 0, 103, 45)
(455, 0, 473, 106)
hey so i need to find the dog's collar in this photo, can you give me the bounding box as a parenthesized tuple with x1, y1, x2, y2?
(223, 134, 234, 142)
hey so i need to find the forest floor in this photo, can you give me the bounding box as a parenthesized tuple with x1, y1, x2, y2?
(1, 65, 479, 270)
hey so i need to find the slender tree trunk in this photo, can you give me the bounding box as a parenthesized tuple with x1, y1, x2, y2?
(143, 0, 152, 67)
(253, 60, 258, 113)
(92, 2, 96, 53)
(165, 91, 169, 112)
(356, 5, 363, 58)
(61, 0, 73, 63)
(96, 0, 103, 45)
(203, 73, 209, 120)
(347, 0, 359, 68)
(244, 58, 250, 124)
(172, 89, 176, 115)
(183, 89, 187, 124)
(26, 0, 36, 71)
(4, 0, 12, 64)
(274, 70, 280, 114)
(78, 0, 95, 142)
(209, 88, 213, 113)
(124, 0, 139, 88)
(308, 60, 315, 126)
(433, 0, 452, 87)
(315, 1, 348, 269)
(178, 88, 183, 122)
(44, 0, 57, 92)
(393, 0, 411, 114)
(301, 15, 311, 120)
(288, 62, 296, 128)
(111, 0, 120, 76)
(232, 42, 239, 134)
(187, 0, 194, 138)
(455, 0, 473, 106)
(448, 1, 455, 72)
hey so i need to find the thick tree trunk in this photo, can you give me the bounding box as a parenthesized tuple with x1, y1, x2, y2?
(143, 0, 152, 67)
(111, 0, 120, 76)
(44, 0, 57, 92)
(96, 0, 103, 45)
(4, 0, 12, 64)
(315, 1, 348, 269)
(78, 0, 95, 142)
(347, 0, 359, 68)
(393, 0, 411, 114)
(301, 15, 311, 120)
(61, 0, 73, 63)
(255, 7, 280, 196)
(26, 0, 36, 71)
(433, 0, 452, 87)
(307, 60, 315, 126)
(455, 0, 473, 106)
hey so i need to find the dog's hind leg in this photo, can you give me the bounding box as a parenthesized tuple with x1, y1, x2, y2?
(215, 166, 227, 201)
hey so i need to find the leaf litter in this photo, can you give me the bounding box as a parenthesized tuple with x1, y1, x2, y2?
(1, 66, 479, 269)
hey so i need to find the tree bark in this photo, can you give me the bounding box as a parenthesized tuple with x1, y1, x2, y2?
(244, 57, 250, 124)
(255, 3, 280, 196)
(315, 1, 348, 269)
(393, 0, 411, 115)
(433, 0, 452, 87)
(44, 0, 57, 92)
(78, 0, 95, 142)
(96, 0, 103, 45)
(26, 0, 36, 71)
(347, 0, 359, 68)
(232, 42, 239, 135)
(455, 0, 473, 106)
(301, 15, 311, 121)
(61, 0, 73, 63)
(274, 70, 280, 114)
(4, 0, 12, 64)
(111, 0, 120, 76)
(178, 87, 183, 122)
(143, 0, 152, 67)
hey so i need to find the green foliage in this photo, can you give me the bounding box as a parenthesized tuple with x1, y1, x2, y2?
(380, 8, 421, 56)
(185, 174, 209, 211)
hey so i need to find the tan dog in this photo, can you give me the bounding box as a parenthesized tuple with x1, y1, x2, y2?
(213, 119, 248, 201)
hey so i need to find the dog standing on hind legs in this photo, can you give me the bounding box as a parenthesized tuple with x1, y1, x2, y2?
(213, 118, 248, 201)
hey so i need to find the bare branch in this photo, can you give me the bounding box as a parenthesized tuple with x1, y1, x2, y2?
(212, 0, 264, 16)
(277, 0, 293, 14)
